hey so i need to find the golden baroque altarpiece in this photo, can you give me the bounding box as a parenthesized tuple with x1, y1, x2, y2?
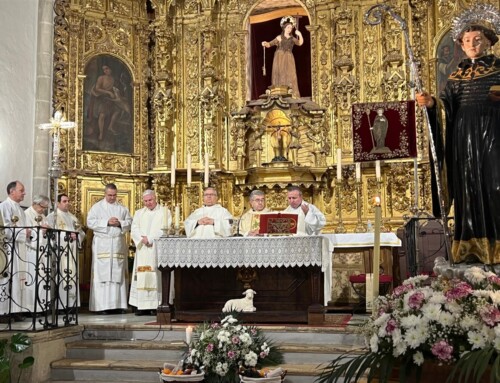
(50, 0, 499, 301)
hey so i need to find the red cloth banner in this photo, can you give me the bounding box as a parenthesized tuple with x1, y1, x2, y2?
(352, 100, 417, 162)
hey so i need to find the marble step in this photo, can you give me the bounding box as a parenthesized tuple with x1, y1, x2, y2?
(65, 339, 365, 365)
(50, 358, 328, 383)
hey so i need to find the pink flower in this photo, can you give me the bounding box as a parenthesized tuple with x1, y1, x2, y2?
(393, 284, 413, 297)
(445, 281, 472, 300)
(479, 305, 500, 327)
(260, 351, 267, 358)
(385, 318, 397, 333)
(227, 350, 236, 359)
(232, 336, 240, 344)
(408, 291, 425, 309)
(431, 340, 453, 362)
(206, 343, 214, 352)
(488, 275, 500, 286)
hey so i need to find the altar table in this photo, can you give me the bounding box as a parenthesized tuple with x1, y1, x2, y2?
(156, 235, 332, 324)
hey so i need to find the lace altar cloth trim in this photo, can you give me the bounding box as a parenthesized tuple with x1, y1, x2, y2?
(156, 235, 330, 270)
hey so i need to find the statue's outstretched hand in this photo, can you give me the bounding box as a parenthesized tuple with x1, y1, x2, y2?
(416, 92, 435, 108)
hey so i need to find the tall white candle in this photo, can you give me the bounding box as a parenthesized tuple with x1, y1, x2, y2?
(186, 326, 193, 345)
(174, 204, 180, 229)
(171, 153, 176, 186)
(204, 155, 209, 187)
(336, 148, 342, 180)
(413, 158, 419, 208)
(162, 203, 168, 228)
(355, 163, 361, 181)
(373, 196, 381, 302)
(375, 160, 381, 180)
(187, 152, 192, 187)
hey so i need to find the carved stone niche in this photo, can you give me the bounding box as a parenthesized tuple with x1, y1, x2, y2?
(231, 86, 329, 187)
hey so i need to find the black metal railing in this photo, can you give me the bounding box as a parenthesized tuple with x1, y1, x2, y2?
(0, 226, 79, 331)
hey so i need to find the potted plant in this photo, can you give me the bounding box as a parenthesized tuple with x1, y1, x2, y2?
(184, 315, 284, 383)
(0, 333, 35, 383)
(316, 268, 500, 383)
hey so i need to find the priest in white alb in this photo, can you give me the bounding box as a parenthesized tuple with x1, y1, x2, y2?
(24, 194, 50, 313)
(240, 190, 271, 236)
(87, 183, 132, 314)
(46, 193, 86, 309)
(129, 189, 171, 316)
(284, 186, 326, 235)
(0, 181, 30, 319)
(184, 187, 232, 238)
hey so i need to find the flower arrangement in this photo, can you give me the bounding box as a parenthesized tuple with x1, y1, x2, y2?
(317, 267, 500, 383)
(185, 315, 284, 383)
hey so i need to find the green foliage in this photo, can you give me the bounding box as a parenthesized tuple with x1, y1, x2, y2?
(0, 333, 34, 383)
(448, 346, 500, 383)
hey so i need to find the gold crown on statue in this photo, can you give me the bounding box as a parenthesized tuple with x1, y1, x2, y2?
(451, 3, 500, 41)
(280, 15, 296, 29)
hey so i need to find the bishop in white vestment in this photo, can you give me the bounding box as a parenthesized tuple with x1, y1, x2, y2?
(129, 190, 171, 313)
(47, 194, 86, 309)
(184, 187, 232, 238)
(284, 186, 326, 235)
(87, 184, 132, 313)
(239, 190, 271, 236)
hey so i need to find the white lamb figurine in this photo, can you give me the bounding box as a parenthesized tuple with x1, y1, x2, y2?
(222, 289, 257, 312)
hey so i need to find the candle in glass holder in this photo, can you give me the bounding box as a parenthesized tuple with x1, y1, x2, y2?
(375, 160, 381, 180)
(355, 163, 361, 181)
(336, 148, 342, 180)
(187, 152, 192, 186)
(170, 153, 176, 186)
(174, 205, 180, 229)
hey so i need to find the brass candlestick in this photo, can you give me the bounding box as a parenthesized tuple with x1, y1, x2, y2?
(354, 180, 367, 233)
(11, 215, 19, 227)
(334, 179, 346, 233)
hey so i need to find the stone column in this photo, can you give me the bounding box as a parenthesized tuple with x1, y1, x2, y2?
(32, 0, 54, 197)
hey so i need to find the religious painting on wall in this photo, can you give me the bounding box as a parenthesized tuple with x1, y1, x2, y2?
(82, 54, 133, 153)
(352, 101, 417, 162)
(436, 31, 464, 95)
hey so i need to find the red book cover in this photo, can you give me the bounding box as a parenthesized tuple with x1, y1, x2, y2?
(258, 213, 298, 235)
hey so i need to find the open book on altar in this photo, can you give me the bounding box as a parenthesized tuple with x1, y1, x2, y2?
(258, 213, 298, 235)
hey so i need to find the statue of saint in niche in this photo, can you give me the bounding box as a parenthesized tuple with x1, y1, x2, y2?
(261, 16, 304, 98)
(369, 108, 391, 154)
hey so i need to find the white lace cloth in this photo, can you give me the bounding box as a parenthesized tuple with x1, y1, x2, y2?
(324, 233, 401, 248)
(156, 235, 332, 305)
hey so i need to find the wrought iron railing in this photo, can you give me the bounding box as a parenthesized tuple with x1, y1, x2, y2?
(0, 226, 79, 331)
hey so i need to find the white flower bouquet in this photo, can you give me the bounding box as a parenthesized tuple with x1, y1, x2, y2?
(185, 315, 283, 383)
(317, 267, 500, 383)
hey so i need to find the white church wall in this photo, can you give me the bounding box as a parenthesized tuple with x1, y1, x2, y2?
(0, 1, 39, 205)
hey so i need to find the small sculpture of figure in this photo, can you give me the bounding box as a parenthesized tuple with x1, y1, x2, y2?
(369, 108, 391, 154)
(222, 289, 257, 312)
(270, 125, 291, 161)
(235, 124, 246, 169)
(262, 16, 304, 98)
(250, 118, 265, 167)
(289, 113, 302, 165)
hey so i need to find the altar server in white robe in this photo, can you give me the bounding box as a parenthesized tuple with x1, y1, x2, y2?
(47, 194, 86, 309)
(24, 195, 50, 312)
(240, 190, 271, 236)
(284, 186, 326, 236)
(129, 189, 171, 315)
(184, 187, 232, 238)
(87, 183, 132, 314)
(0, 181, 30, 318)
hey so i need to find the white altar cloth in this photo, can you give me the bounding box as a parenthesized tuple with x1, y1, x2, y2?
(323, 233, 401, 248)
(156, 235, 332, 306)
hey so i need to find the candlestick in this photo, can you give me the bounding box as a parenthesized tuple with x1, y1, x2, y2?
(375, 160, 381, 180)
(336, 148, 342, 180)
(373, 196, 382, 304)
(171, 153, 176, 186)
(187, 152, 192, 187)
(204, 155, 209, 187)
(162, 203, 168, 228)
(174, 204, 180, 229)
(413, 158, 419, 212)
(186, 326, 193, 345)
(355, 162, 361, 181)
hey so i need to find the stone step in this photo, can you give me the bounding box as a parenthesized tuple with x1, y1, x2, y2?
(50, 358, 327, 383)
